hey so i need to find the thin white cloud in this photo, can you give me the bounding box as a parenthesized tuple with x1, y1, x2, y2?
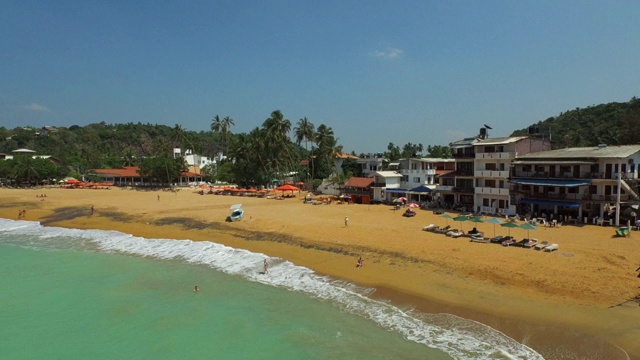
(24, 103, 51, 113)
(372, 47, 404, 59)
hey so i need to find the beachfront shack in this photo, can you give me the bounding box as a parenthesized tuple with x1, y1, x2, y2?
(93, 166, 204, 187)
(343, 177, 374, 204)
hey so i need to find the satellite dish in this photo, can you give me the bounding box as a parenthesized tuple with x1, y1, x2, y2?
(484, 124, 493, 129)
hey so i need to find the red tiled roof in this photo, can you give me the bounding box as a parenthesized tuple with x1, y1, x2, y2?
(344, 177, 374, 188)
(93, 166, 203, 178)
(94, 166, 141, 177)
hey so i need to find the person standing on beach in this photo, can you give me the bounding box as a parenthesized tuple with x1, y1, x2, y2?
(157, 194, 160, 201)
(356, 257, 363, 268)
(90, 205, 94, 215)
(344, 216, 349, 227)
(263, 258, 269, 274)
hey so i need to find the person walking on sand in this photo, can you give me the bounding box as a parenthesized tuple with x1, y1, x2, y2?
(356, 257, 363, 269)
(90, 205, 94, 215)
(263, 259, 269, 274)
(344, 216, 349, 227)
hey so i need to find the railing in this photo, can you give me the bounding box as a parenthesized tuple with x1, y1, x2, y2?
(479, 206, 509, 215)
(435, 185, 454, 191)
(474, 170, 509, 178)
(515, 190, 631, 202)
(513, 171, 640, 180)
(399, 169, 436, 175)
(475, 187, 510, 196)
(453, 187, 475, 194)
(455, 170, 474, 176)
(453, 152, 475, 158)
(475, 152, 515, 160)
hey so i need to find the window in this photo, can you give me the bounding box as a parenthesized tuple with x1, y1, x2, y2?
(413, 177, 421, 183)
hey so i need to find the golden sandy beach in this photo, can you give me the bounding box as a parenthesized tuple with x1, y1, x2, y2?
(2, 187, 640, 359)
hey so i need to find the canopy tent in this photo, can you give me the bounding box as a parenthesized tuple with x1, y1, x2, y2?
(519, 198, 581, 208)
(407, 185, 432, 202)
(275, 184, 300, 193)
(408, 185, 432, 193)
(385, 189, 407, 194)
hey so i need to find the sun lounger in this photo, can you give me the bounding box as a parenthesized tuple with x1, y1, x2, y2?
(524, 238, 538, 248)
(469, 234, 490, 243)
(422, 224, 438, 232)
(534, 240, 549, 250)
(544, 243, 559, 252)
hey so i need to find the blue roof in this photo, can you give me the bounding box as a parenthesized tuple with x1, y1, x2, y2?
(520, 199, 581, 208)
(408, 185, 432, 193)
(510, 178, 592, 187)
(385, 189, 407, 194)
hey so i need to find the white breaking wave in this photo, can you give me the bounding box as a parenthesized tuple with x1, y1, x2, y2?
(0, 218, 542, 360)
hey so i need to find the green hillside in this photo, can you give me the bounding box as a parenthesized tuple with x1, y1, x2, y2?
(511, 97, 640, 148)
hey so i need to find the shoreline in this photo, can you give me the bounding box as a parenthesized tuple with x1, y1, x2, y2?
(2, 187, 639, 359)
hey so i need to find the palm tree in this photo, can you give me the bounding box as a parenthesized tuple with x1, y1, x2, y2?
(294, 117, 315, 186)
(211, 115, 223, 133)
(221, 116, 235, 154)
(262, 110, 293, 180)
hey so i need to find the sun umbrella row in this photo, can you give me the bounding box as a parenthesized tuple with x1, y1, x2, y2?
(440, 214, 538, 237)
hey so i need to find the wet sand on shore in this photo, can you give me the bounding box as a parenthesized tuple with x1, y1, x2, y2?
(2, 187, 639, 359)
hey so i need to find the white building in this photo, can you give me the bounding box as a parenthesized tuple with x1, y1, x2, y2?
(173, 148, 224, 174)
(473, 136, 550, 215)
(357, 154, 386, 177)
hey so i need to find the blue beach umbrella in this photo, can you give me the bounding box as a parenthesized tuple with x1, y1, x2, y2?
(501, 221, 519, 237)
(519, 223, 538, 239)
(440, 214, 454, 226)
(453, 216, 468, 232)
(486, 217, 504, 237)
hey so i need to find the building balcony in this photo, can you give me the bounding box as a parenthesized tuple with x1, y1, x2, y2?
(475, 152, 515, 160)
(474, 170, 509, 178)
(453, 186, 475, 194)
(475, 187, 510, 196)
(400, 169, 436, 175)
(454, 170, 474, 177)
(453, 152, 475, 159)
(435, 185, 454, 192)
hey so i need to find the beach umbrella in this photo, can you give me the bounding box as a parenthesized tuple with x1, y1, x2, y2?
(453, 216, 468, 232)
(501, 222, 519, 237)
(519, 223, 538, 239)
(406, 203, 419, 209)
(441, 213, 454, 226)
(486, 217, 504, 237)
(398, 197, 407, 202)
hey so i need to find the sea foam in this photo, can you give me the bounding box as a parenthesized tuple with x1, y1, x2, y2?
(0, 218, 542, 360)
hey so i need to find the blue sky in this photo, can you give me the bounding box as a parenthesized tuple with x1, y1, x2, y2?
(2, 1, 639, 154)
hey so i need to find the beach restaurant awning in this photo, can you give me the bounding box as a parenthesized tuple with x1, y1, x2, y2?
(510, 178, 592, 187)
(408, 185, 432, 193)
(520, 199, 581, 208)
(385, 189, 407, 194)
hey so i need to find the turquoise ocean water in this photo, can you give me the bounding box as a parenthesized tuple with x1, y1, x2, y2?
(0, 218, 543, 359)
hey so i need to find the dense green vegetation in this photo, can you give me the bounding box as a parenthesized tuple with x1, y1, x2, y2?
(512, 97, 640, 148)
(2, 97, 638, 186)
(0, 110, 346, 187)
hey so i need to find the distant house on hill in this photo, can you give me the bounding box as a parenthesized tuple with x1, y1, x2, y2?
(93, 166, 204, 187)
(0, 148, 61, 164)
